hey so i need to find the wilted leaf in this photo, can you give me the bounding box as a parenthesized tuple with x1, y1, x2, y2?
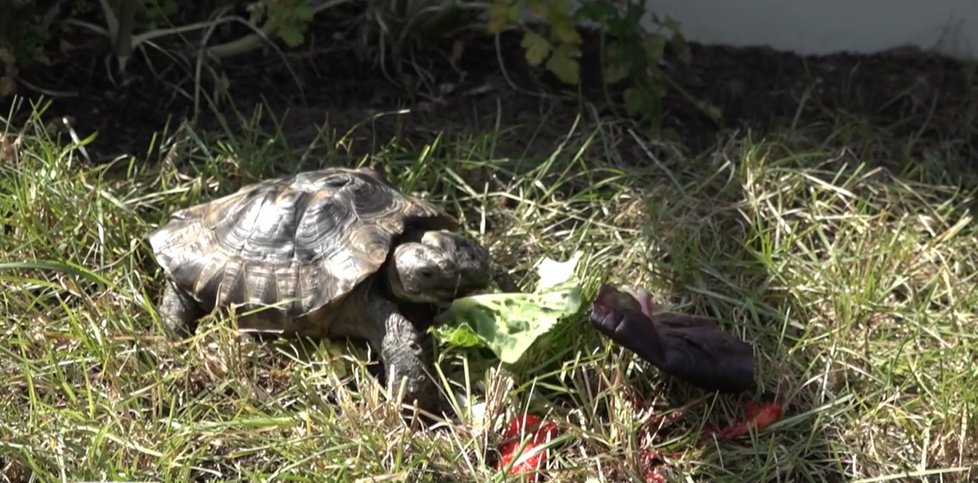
(545, 43, 580, 84)
(521, 31, 552, 66)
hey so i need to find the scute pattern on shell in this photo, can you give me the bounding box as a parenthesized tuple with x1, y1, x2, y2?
(149, 167, 458, 319)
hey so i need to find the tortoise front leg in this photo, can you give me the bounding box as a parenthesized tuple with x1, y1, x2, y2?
(365, 297, 443, 414)
(158, 280, 205, 337)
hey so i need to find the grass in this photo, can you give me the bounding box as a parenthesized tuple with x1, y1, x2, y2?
(1, 93, 977, 482)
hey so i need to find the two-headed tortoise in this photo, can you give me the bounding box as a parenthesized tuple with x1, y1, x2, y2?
(148, 166, 491, 411)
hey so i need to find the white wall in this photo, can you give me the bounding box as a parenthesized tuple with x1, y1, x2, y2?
(647, 0, 978, 60)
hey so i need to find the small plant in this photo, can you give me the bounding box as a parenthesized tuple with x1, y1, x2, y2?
(67, 0, 330, 69)
(0, 1, 52, 63)
(139, 0, 179, 30)
(246, 0, 316, 48)
(577, 0, 692, 126)
(489, 0, 583, 84)
(488, 0, 699, 128)
(0, 0, 80, 99)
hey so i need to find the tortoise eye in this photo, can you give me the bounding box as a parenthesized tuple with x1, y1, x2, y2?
(323, 175, 352, 188)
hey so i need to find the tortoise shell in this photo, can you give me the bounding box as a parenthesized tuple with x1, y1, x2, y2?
(148, 167, 458, 319)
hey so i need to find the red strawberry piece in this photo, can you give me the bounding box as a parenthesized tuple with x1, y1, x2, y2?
(713, 401, 783, 439)
(495, 413, 559, 480)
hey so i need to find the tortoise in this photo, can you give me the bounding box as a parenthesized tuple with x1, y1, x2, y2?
(148, 166, 492, 412)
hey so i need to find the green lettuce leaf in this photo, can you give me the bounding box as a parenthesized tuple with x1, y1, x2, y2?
(432, 252, 583, 364)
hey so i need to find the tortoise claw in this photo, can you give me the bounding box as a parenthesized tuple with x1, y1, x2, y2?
(589, 284, 755, 394)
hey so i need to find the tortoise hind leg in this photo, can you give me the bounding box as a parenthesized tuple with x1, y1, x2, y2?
(158, 281, 205, 337)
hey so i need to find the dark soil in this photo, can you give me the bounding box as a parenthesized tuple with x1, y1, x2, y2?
(3, 15, 976, 171)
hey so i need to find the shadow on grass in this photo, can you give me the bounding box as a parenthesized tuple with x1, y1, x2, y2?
(609, 133, 846, 480)
(550, 119, 978, 481)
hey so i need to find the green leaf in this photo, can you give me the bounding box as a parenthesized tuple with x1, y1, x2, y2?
(548, 8, 582, 45)
(527, 0, 548, 19)
(575, 1, 615, 22)
(262, 0, 315, 47)
(623, 80, 667, 120)
(433, 252, 584, 364)
(521, 31, 552, 66)
(623, 86, 643, 116)
(602, 44, 629, 84)
(670, 31, 691, 64)
(644, 34, 667, 64)
(277, 26, 306, 47)
(537, 251, 581, 290)
(430, 322, 486, 348)
(247, 2, 267, 24)
(433, 286, 581, 364)
(545, 43, 580, 84)
(661, 15, 683, 34)
(489, 1, 520, 33)
(623, 1, 646, 25)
